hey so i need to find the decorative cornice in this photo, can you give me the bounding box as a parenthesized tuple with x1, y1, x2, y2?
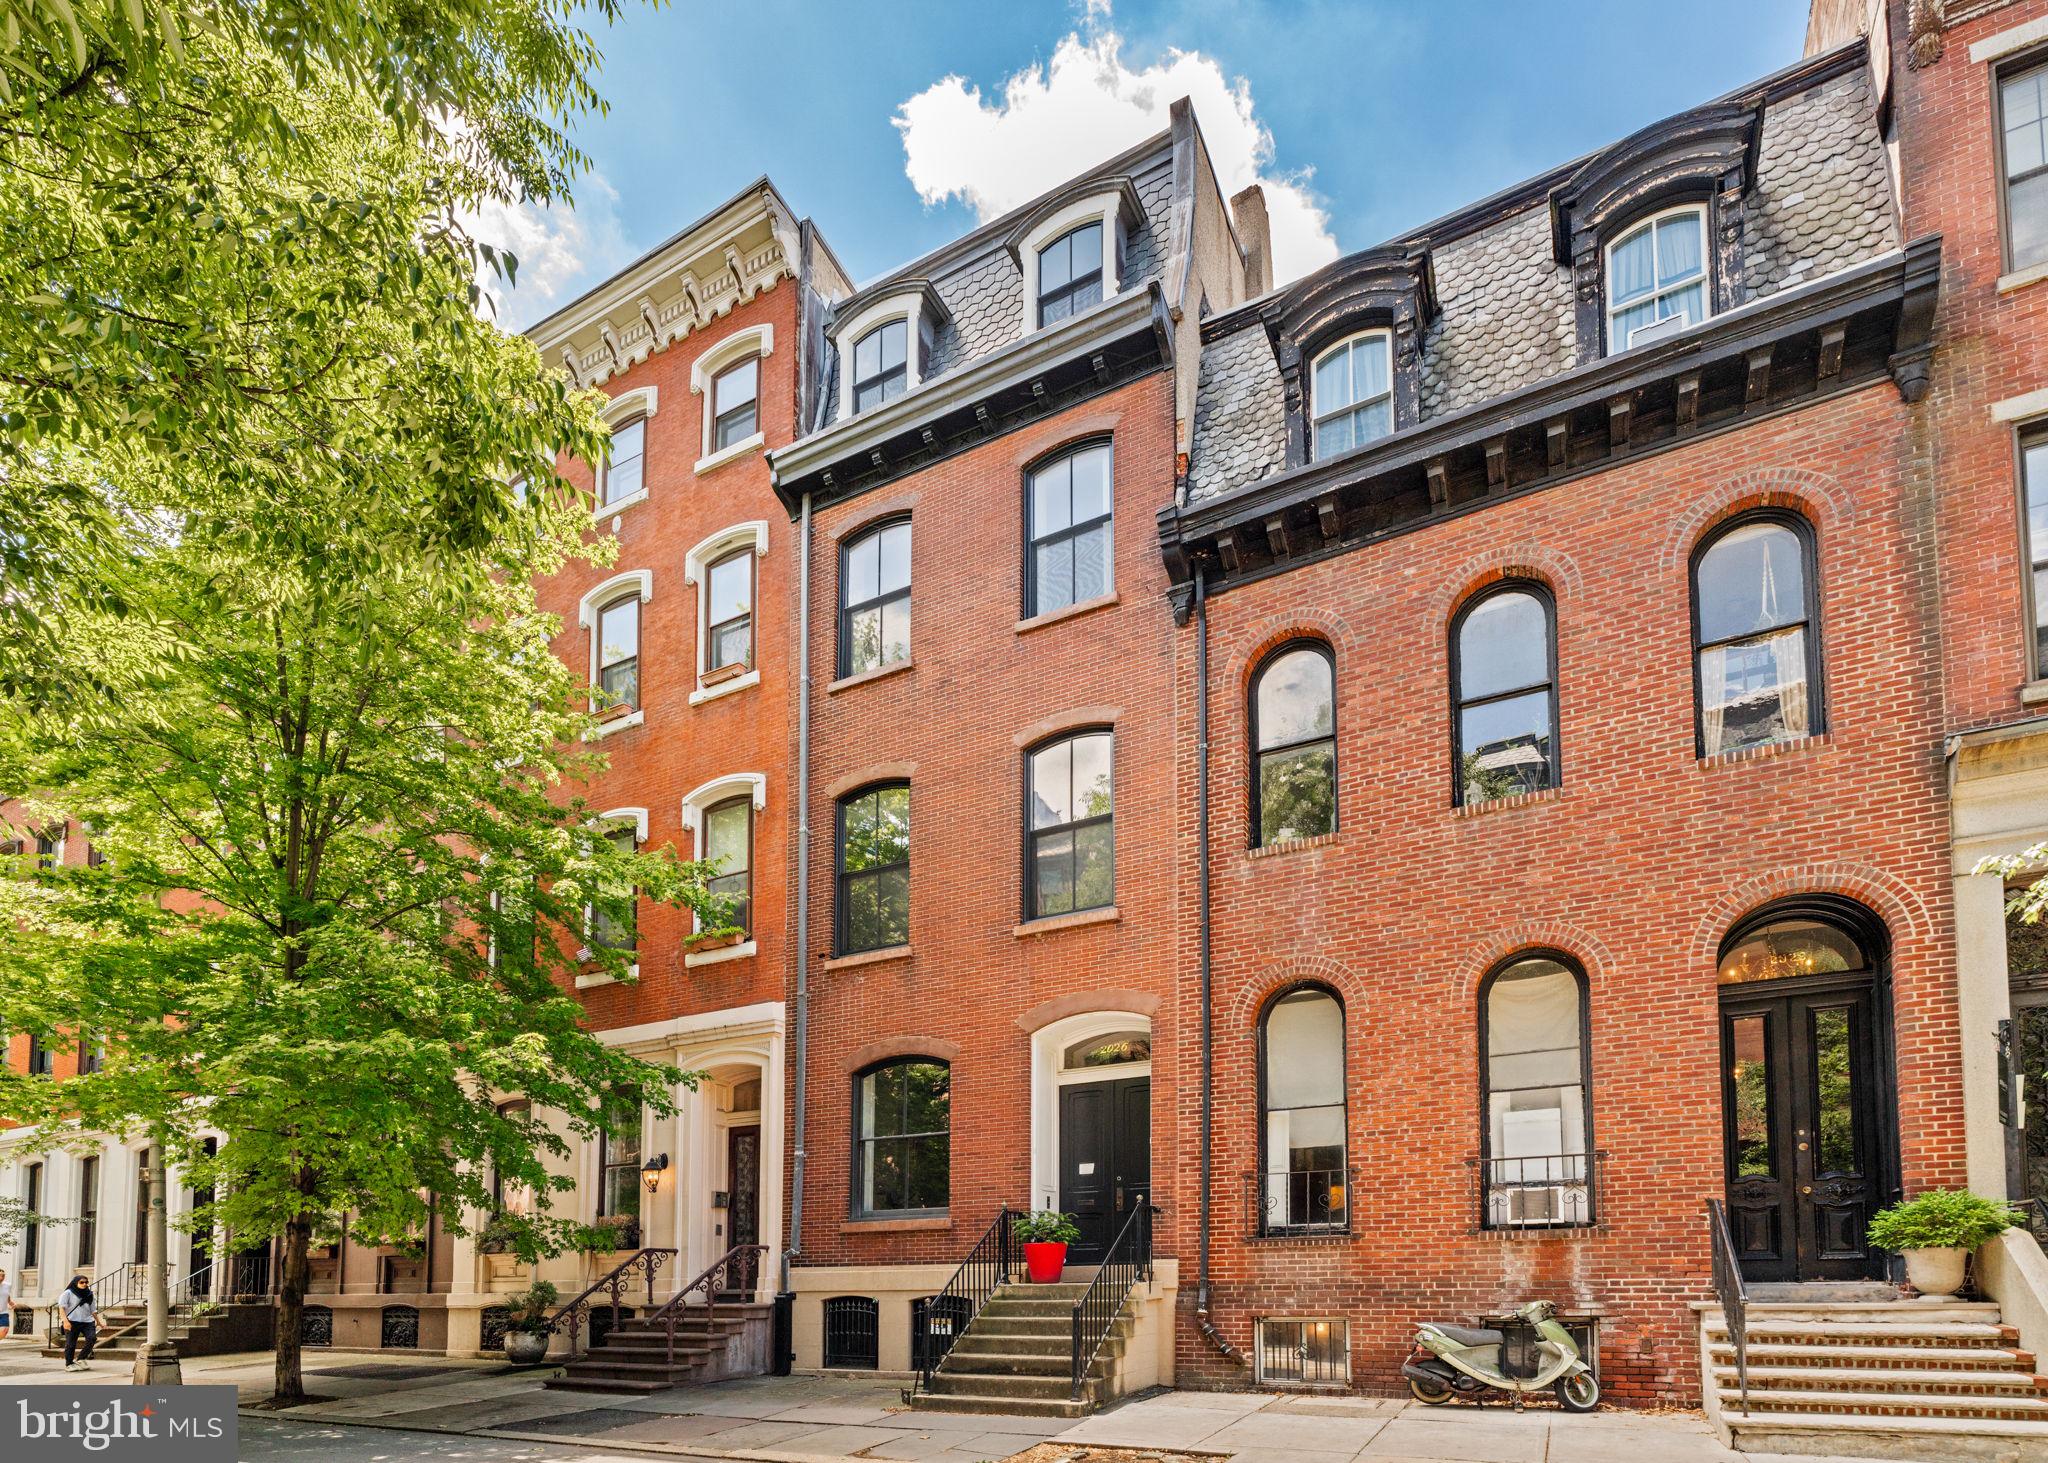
(1549, 98, 1764, 265)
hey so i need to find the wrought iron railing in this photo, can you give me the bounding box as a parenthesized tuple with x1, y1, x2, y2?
(1070, 1201, 1152, 1400)
(1706, 1198, 1750, 1412)
(170, 1252, 273, 1308)
(2013, 1195, 2048, 1243)
(912, 1207, 1022, 1397)
(93, 1262, 147, 1310)
(545, 1247, 676, 1358)
(1243, 1167, 1352, 1237)
(636, 1243, 767, 1365)
(1475, 1152, 1601, 1231)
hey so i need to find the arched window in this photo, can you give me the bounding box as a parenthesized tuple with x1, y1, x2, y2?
(1480, 954, 1592, 1228)
(1452, 584, 1557, 806)
(703, 795, 753, 935)
(1606, 205, 1707, 352)
(853, 1058, 949, 1217)
(1310, 332, 1393, 458)
(1251, 642, 1336, 845)
(836, 783, 909, 954)
(1026, 731, 1113, 919)
(852, 321, 908, 413)
(1036, 223, 1104, 326)
(1257, 987, 1347, 1235)
(839, 519, 911, 678)
(1692, 513, 1821, 758)
(1026, 441, 1113, 617)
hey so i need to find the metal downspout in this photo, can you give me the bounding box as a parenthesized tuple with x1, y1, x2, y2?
(1192, 567, 1241, 1364)
(783, 489, 813, 1296)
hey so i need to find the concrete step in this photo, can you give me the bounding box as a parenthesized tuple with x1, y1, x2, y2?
(1706, 1320, 2019, 1346)
(1718, 1384, 2048, 1418)
(928, 1368, 1082, 1401)
(958, 1314, 1069, 1337)
(1723, 1409, 2048, 1461)
(1704, 1302, 2005, 1327)
(1715, 1364, 2048, 1394)
(1709, 1341, 2036, 1370)
(937, 1350, 1083, 1377)
(948, 1331, 1071, 1357)
(903, 1389, 1090, 1419)
(573, 1341, 718, 1362)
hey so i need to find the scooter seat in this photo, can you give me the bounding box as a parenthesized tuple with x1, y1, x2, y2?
(1433, 1324, 1504, 1347)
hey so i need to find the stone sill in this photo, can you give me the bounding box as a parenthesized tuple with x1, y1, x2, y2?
(1248, 831, 1340, 859)
(1999, 260, 2048, 297)
(1013, 905, 1119, 938)
(821, 944, 911, 973)
(683, 938, 756, 969)
(689, 669, 759, 707)
(840, 1216, 951, 1235)
(585, 709, 643, 741)
(1015, 590, 1118, 636)
(2021, 679, 2048, 707)
(828, 658, 914, 695)
(1454, 785, 1564, 819)
(1244, 1231, 1357, 1246)
(594, 490, 647, 523)
(1698, 732, 1831, 770)
(573, 963, 637, 990)
(694, 432, 765, 476)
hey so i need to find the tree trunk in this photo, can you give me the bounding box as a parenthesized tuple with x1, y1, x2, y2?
(272, 1205, 313, 1404)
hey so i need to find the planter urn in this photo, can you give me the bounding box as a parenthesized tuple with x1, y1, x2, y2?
(503, 1329, 550, 1365)
(1023, 1240, 1068, 1284)
(1903, 1245, 1968, 1301)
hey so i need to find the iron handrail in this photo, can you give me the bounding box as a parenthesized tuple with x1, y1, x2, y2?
(545, 1246, 676, 1358)
(1070, 1201, 1153, 1400)
(638, 1242, 769, 1365)
(92, 1261, 146, 1310)
(1706, 1198, 1750, 1412)
(912, 1206, 1022, 1396)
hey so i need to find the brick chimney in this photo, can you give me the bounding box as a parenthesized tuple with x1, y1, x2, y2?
(1231, 185, 1272, 297)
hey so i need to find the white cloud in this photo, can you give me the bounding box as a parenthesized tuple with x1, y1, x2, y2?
(893, 11, 1337, 285)
(468, 173, 634, 331)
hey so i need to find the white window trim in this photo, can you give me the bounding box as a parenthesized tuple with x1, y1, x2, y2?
(691, 324, 772, 468)
(596, 392, 656, 515)
(680, 773, 767, 950)
(1972, 13, 2048, 64)
(1016, 191, 1126, 334)
(1308, 330, 1394, 461)
(578, 807, 647, 982)
(578, 570, 652, 722)
(1603, 204, 1710, 354)
(683, 525, 769, 685)
(834, 290, 934, 419)
(1028, 1009, 1151, 1213)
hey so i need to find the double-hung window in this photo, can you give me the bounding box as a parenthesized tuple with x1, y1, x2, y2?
(1453, 585, 1558, 806)
(705, 548, 753, 673)
(596, 1105, 642, 1239)
(1692, 513, 1821, 757)
(77, 1155, 100, 1266)
(2004, 60, 2048, 273)
(1310, 333, 1393, 458)
(601, 418, 645, 507)
(1026, 442, 1112, 616)
(1036, 223, 1104, 326)
(852, 321, 908, 413)
(854, 1059, 949, 1216)
(2025, 432, 2048, 678)
(704, 795, 753, 936)
(836, 784, 909, 954)
(712, 357, 759, 452)
(1606, 206, 1707, 351)
(839, 520, 910, 677)
(589, 825, 638, 954)
(596, 595, 640, 713)
(1026, 731, 1113, 919)
(1251, 643, 1337, 845)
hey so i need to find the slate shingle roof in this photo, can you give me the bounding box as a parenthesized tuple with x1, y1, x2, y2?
(1186, 60, 1901, 504)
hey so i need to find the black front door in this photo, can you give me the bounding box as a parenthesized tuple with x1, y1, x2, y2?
(724, 1124, 761, 1297)
(1721, 981, 1881, 1282)
(1058, 1077, 1150, 1264)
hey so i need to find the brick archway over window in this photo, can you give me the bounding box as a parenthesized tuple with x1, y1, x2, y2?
(1689, 863, 1930, 966)
(1230, 956, 1366, 1029)
(1449, 920, 1613, 1004)
(1015, 989, 1160, 1033)
(1425, 543, 1583, 636)
(844, 1036, 960, 1076)
(1658, 466, 1852, 574)
(1224, 610, 1360, 690)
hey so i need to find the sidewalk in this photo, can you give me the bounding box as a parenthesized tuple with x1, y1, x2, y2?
(0, 1348, 1892, 1463)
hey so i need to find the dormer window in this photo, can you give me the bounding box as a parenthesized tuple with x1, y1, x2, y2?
(711, 356, 758, 453)
(852, 321, 909, 413)
(1310, 333, 1393, 459)
(1037, 223, 1104, 326)
(1605, 206, 1707, 353)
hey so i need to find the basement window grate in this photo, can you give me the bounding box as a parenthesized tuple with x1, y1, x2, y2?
(823, 1295, 879, 1369)
(1255, 1317, 1349, 1388)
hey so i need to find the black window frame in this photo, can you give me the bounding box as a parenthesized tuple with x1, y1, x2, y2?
(851, 319, 909, 414)
(594, 593, 641, 714)
(132, 1150, 150, 1264)
(702, 793, 754, 937)
(1476, 949, 1596, 1231)
(836, 517, 912, 679)
(1249, 639, 1338, 847)
(704, 545, 755, 674)
(834, 782, 910, 956)
(1035, 221, 1105, 326)
(1023, 728, 1115, 922)
(850, 1057, 950, 1220)
(22, 1161, 40, 1268)
(600, 415, 646, 508)
(76, 1154, 100, 1268)
(76, 1030, 101, 1075)
(1998, 51, 2048, 275)
(711, 355, 760, 453)
(1254, 982, 1349, 1236)
(1449, 580, 1561, 808)
(27, 1035, 52, 1076)
(1024, 439, 1114, 619)
(1688, 508, 1825, 759)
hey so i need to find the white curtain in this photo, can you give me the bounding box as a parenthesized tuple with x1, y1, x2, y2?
(1769, 628, 1809, 739)
(1700, 647, 1729, 757)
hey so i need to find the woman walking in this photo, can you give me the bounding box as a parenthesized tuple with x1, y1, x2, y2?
(0, 1269, 12, 1342)
(56, 1275, 96, 1370)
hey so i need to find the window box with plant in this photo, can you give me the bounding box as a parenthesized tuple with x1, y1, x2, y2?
(1864, 1190, 2020, 1301)
(1012, 1210, 1080, 1284)
(500, 1279, 559, 1366)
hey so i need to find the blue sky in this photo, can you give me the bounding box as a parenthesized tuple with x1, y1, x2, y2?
(500, 1, 1813, 326)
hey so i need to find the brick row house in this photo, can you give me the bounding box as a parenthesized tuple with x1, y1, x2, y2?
(11, 1, 2048, 1444)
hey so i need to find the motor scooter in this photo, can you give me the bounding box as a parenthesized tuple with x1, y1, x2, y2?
(1401, 1299, 1599, 1411)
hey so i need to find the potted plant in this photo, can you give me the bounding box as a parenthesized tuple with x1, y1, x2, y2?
(1865, 1189, 2020, 1301)
(1012, 1210, 1081, 1284)
(501, 1279, 558, 1366)
(577, 1213, 641, 1257)
(681, 925, 747, 956)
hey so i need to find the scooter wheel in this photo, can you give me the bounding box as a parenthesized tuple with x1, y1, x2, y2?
(1554, 1372, 1600, 1413)
(1408, 1377, 1455, 1405)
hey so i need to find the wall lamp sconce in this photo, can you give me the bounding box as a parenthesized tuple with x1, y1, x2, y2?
(641, 1153, 670, 1193)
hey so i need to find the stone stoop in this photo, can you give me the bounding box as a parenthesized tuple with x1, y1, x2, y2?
(906, 1280, 1138, 1419)
(40, 1302, 273, 1361)
(1699, 1299, 2048, 1460)
(546, 1302, 773, 1394)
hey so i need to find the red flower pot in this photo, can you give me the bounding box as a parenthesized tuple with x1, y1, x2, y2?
(1023, 1240, 1068, 1283)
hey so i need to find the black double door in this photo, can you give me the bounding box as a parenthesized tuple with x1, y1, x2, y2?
(1058, 1076, 1150, 1264)
(1720, 979, 1882, 1282)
